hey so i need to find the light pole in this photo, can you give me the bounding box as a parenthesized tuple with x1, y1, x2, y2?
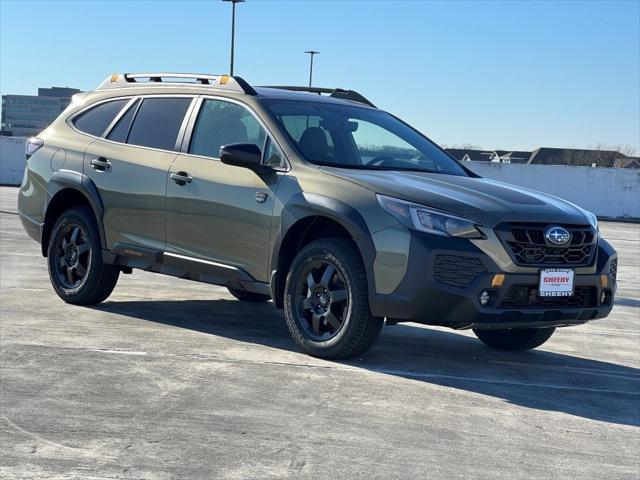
(222, 0, 245, 76)
(305, 50, 319, 87)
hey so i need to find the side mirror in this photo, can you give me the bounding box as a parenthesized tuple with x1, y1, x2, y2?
(220, 143, 271, 173)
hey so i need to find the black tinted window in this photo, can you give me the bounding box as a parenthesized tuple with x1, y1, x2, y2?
(106, 99, 139, 143)
(127, 97, 191, 151)
(73, 99, 128, 136)
(189, 99, 266, 158)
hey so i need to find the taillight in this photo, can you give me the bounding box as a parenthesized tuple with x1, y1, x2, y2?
(25, 137, 44, 159)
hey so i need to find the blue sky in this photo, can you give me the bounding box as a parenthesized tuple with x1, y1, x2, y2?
(1, 0, 639, 153)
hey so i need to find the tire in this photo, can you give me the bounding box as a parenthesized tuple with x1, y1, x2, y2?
(283, 238, 383, 360)
(47, 206, 119, 305)
(227, 287, 271, 303)
(473, 327, 555, 351)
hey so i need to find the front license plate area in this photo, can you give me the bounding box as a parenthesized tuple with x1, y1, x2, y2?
(539, 269, 574, 297)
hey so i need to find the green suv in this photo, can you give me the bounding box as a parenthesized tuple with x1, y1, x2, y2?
(18, 73, 617, 359)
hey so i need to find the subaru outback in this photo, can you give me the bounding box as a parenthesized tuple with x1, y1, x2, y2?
(18, 73, 618, 359)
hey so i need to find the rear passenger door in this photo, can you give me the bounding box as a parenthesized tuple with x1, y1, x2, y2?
(81, 95, 194, 252)
(164, 97, 284, 283)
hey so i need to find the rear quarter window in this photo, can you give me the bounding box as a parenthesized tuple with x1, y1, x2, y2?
(106, 99, 140, 143)
(126, 97, 191, 151)
(73, 99, 129, 137)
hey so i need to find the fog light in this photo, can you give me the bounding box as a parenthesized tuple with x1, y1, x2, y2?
(600, 289, 612, 306)
(480, 290, 491, 306)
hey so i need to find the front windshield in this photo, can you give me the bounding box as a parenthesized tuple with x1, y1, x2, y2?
(263, 99, 467, 176)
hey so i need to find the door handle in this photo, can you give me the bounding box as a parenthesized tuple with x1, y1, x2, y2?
(90, 157, 111, 171)
(170, 171, 192, 186)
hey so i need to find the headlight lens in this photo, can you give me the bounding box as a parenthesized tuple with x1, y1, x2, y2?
(377, 194, 484, 239)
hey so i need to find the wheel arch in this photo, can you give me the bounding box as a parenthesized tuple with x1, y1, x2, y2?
(43, 170, 106, 257)
(270, 193, 376, 308)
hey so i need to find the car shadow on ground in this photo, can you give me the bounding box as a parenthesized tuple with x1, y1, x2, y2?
(91, 298, 640, 428)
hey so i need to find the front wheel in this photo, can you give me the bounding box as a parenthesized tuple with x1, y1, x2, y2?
(283, 238, 383, 360)
(47, 207, 119, 305)
(473, 327, 555, 351)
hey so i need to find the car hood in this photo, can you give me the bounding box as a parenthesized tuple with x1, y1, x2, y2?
(321, 168, 591, 227)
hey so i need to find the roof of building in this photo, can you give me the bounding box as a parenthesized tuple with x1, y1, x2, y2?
(614, 157, 640, 168)
(38, 87, 81, 97)
(500, 151, 531, 163)
(445, 149, 494, 161)
(528, 147, 624, 167)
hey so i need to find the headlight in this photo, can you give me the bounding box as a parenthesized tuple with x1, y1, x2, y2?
(377, 194, 484, 239)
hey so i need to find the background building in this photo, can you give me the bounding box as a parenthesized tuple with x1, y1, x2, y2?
(446, 147, 635, 168)
(1, 87, 80, 137)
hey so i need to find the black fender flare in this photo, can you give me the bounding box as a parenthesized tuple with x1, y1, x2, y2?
(44, 169, 107, 255)
(270, 192, 377, 297)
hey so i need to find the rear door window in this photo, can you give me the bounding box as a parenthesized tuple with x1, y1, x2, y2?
(73, 99, 129, 137)
(126, 97, 191, 151)
(189, 99, 266, 158)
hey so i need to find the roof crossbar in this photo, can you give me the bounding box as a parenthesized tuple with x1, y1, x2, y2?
(261, 86, 376, 108)
(96, 73, 257, 95)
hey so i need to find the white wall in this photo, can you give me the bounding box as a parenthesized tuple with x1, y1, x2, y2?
(1, 137, 638, 219)
(0, 137, 26, 185)
(467, 161, 639, 219)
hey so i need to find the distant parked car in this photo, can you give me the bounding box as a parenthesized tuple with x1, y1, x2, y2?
(17, 72, 617, 359)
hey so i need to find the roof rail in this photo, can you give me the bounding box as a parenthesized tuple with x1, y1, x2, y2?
(261, 86, 376, 108)
(96, 73, 257, 95)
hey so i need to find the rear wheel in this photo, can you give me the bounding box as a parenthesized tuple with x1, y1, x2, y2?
(283, 238, 383, 359)
(473, 327, 555, 351)
(47, 207, 119, 305)
(227, 287, 271, 303)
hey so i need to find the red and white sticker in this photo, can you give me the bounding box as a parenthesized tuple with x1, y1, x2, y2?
(539, 269, 574, 297)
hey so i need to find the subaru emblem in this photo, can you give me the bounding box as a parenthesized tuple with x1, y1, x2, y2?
(545, 226, 571, 245)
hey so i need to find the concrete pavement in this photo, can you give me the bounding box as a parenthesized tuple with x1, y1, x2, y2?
(1, 186, 638, 479)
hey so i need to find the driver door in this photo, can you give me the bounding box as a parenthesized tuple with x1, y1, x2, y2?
(164, 98, 284, 282)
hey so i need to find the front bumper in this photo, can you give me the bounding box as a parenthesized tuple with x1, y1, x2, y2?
(369, 232, 617, 330)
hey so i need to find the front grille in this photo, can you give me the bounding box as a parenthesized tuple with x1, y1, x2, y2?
(500, 285, 597, 309)
(434, 254, 487, 288)
(495, 223, 597, 267)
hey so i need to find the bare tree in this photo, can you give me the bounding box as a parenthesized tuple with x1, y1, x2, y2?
(449, 143, 482, 150)
(616, 144, 637, 157)
(588, 142, 637, 157)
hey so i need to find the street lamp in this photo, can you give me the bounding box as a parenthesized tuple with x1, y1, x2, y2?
(222, 0, 245, 76)
(305, 50, 319, 87)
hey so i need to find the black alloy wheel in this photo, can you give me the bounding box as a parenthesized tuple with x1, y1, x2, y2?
(53, 223, 91, 289)
(283, 238, 384, 359)
(295, 260, 349, 341)
(47, 207, 120, 305)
